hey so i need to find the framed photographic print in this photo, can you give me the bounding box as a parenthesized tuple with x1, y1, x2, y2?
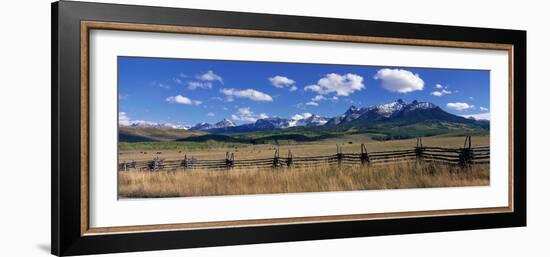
(51, 1, 526, 256)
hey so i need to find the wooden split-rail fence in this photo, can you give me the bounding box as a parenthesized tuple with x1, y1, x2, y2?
(118, 136, 489, 172)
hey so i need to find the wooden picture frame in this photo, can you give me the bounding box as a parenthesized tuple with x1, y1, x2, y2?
(52, 1, 526, 256)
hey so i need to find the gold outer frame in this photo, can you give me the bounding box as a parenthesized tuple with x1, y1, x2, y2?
(80, 21, 514, 236)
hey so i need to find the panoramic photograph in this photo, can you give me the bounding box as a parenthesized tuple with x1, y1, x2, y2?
(117, 56, 491, 198)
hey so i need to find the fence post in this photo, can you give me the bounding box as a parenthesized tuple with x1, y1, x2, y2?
(415, 137, 424, 164)
(459, 136, 473, 169)
(225, 152, 229, 168)
(150, 157, 162, 172)
(286, 149, 293, 167)
(273, 148, 280, 168)
(463, 135, 472, 149)
(225, 152, 234, 169)
(336, 144, 343, 165)
(181, 154, 188, 170)
(360, 143, 370, 165)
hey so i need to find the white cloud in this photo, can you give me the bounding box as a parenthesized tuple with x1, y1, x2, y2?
(119, 112, 131, 126)
(187, 81, 213, 90)
(210, 96, 225, 102)
(308, 94, 337, 105)
(480, 106, 489, 111)
(172, 78, 182, 84)
(166, 95, 192, 105)
(312, 95, 326, 102)
(291, 112, 313, 120)
(156, 82, 170, 89)
(374, 68, 424, 93)
(196, 70, 223, 84)
(431, 84, 452, 96)
(269, 75, 295, 88)
(446, 102, 475, 111)
(231, 107, 268, 122)
(166, 95, 202, 105)
(305, 73, 365, 96)
(305, 85, 321, 92)
(220, 88, 273, 102)
(462, 112, 490, 121)
(289, 85, 298, 92)
(430, 89, 452, 97)
(207, 112, 215, 117)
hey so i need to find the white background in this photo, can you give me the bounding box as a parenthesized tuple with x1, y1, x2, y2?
(90, 30, 509, 227)
(0, 0, 547, 256)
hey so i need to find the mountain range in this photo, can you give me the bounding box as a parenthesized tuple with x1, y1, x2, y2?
(126, 120, 191, 130)
(203, 114, 329, 133)
(189, 118, 236, 130)
(120, 99, 489, 142)
(187, 99, 488, 133)
(328, 99, 485, 126)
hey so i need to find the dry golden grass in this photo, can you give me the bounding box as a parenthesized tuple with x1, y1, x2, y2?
(118, 162, 489, 198)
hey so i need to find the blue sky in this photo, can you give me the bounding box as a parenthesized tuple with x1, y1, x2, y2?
(118, 56, 490, 126)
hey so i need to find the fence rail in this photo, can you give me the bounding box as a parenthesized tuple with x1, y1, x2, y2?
(118, 136, 489, 172)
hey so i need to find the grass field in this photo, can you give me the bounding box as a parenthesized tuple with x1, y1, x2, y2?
(117, 134, 490, 198)
(118, 162, 490, 198)
(119, 134, 489, 162)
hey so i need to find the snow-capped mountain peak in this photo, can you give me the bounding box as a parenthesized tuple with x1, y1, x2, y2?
(128, 99, 456, 133)
(128, 120, 190, 130)
(215, 118, 236, 128)
(302, 114, 328, 126)
(407, 100, 436, 110)
(249, 114, 329, 129)
(344, 105, 358, 116)
(190, 119, 236, 130)
(254, 117, 291, 129)
(374, 99, 436, 117)
(326, 99, 440, 125)
(376, 100, 407, 117)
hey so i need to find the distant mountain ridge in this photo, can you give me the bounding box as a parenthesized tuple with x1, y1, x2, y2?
(189, 118, 236, 130)
(119, 99, 489, 142)
(203, 114, 329, 133)
(118, 126, 204, 142)
(326, 99, 439, 126)
(127, 120, 191, 130)
(198, 99, 487, 133)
